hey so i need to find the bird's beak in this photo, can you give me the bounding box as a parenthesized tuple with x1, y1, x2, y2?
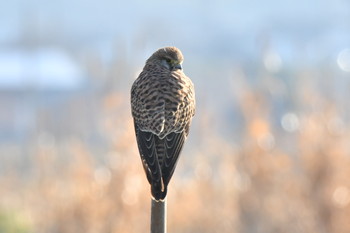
(174, 63, 182, 70)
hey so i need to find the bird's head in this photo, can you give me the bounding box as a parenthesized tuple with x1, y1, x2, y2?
(146, 47, 184, 71)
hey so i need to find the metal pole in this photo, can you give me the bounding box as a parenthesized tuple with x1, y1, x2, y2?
(150, 198, 167, 233)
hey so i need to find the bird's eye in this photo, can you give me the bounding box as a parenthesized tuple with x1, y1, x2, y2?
(165, 58, 171, 63)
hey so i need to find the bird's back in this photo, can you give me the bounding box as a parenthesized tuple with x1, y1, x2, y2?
(131, 63, 195, 138)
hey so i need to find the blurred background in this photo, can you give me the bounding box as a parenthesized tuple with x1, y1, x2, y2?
(1, 0, 350, 232)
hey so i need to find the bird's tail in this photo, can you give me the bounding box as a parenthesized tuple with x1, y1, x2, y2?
(151, 178, 167, 201)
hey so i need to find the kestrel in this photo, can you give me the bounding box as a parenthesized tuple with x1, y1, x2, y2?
(131, 47, 195, 201)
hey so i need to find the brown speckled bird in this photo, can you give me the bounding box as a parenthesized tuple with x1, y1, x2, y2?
(131, 47, 195, 201)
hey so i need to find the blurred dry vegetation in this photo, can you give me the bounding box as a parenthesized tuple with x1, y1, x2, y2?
(1, 49, 350, 233)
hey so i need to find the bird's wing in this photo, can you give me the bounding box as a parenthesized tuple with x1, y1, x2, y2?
(131, 70, 167, 136)
(161, 127, 187, 186)
(134, 121, 163, 186)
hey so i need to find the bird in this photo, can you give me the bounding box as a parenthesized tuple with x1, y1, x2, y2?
(131, 47, 195, 201)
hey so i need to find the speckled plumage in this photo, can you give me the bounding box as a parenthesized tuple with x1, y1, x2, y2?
(131, 47, 195, 201)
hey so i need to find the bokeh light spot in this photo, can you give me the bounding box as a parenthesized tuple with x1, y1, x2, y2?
(94, 167, 111, 186)
(332, 186, 350, 208)
(263, 50, 282, 73)
(337, 49, 350, 72)
(281, 113, 299, 132)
